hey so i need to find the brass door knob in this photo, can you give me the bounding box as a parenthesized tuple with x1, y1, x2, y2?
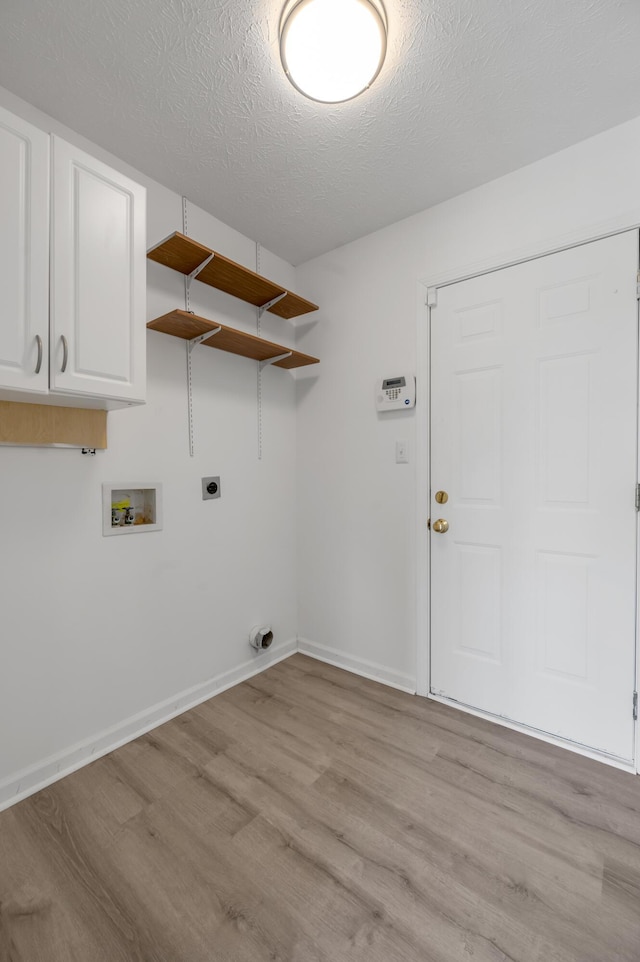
(432, 518, 449, 534)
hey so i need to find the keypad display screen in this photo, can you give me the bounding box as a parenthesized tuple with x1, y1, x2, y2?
(382, 377, 406, 389)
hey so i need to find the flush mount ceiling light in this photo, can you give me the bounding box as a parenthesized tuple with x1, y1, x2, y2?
(279, 0, 387, 104)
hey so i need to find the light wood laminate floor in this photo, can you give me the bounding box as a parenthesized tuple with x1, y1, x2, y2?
(1, 654, 639, 962)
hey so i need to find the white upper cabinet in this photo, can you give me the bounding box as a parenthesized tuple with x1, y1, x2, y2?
(0, 105, 49, 394)
(50, 137, 146, 403)
(0, 109, 146, 408)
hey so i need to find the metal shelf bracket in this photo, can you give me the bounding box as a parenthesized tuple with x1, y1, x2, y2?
(259, 351, 292, 371)
(187, 326, 222, 456)
(182, 196, 222, 457)
(258, 291, 287, 318)
(188, 252, 215, 285)
(188, 327, 221, 352)
(184, 253, 215, 312)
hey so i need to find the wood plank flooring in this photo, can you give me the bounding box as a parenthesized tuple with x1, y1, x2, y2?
(1, 653, 639, 961)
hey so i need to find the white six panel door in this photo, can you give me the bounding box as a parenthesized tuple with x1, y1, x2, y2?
(430, 231, 638, 762)
(50, 137, 146, 402)
(0, 105, 49, 394)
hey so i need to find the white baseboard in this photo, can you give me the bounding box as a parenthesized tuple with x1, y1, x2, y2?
(0, 638, 297, 813)
(0, 637, 416, 812)
(297, 638, 416, 694)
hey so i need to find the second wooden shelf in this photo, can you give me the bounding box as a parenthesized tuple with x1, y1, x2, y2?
(147, 310, 319, 370)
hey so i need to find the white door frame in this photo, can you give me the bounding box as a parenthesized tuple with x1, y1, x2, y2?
(416, 214, 640, 774)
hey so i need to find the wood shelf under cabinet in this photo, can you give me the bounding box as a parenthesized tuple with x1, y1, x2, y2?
(147, 233, 319, 320)
(147, 310, 320, 369)
(0, 401, 107, 448)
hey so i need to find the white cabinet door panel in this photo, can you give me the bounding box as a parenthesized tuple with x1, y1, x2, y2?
(0, 106, 49, 394)
(51, 138, 146, 402)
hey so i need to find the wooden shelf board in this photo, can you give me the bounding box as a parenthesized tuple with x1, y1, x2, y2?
(147, 233, 318, 320)
(147, 310, 319, 369)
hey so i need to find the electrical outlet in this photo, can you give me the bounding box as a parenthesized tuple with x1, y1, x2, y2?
(202, 476, 221, 500)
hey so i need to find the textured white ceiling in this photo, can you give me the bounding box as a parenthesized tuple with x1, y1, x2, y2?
(1, 0, 640, 264)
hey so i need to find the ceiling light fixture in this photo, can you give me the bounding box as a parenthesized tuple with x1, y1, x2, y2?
(279, 0, 387, 104)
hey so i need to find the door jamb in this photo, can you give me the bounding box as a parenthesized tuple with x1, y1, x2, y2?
(415, 282, 431, 697)
(415, 219, 640, 772)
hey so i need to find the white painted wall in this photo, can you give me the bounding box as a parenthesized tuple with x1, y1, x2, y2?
(295, 114, 640, 692)
(0, 87, 305, 806)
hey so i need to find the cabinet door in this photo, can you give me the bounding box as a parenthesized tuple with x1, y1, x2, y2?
(0, 106, 49, 394)
(50, 138, 146, 402)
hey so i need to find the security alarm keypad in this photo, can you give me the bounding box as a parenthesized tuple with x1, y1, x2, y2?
(375, 375, 416, 411)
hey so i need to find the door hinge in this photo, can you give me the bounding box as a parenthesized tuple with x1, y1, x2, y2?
(636, 483, 640, 511)
(633, 691, 638, 721)
(637, 271, 640, 299)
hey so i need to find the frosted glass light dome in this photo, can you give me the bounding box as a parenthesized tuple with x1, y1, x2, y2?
(280, 0, 387, 104)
